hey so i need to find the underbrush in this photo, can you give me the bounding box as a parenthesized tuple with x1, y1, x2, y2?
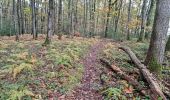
(0, 38, 98, 99)
(99, 41, 160, 99)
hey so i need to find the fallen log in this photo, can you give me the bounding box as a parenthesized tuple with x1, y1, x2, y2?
(119, 46, 167, 100)
(100, 59, 146, 96)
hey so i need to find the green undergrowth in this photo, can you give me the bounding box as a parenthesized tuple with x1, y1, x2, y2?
(101, 40, 149, 69)
(100, 40, 170, 99)
(0, 38, 98, 99)
(100, 40, 151, 99)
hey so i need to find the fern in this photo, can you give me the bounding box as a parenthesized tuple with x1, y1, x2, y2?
(12, 63, 33, 79)
(102, 87, 122, 100)
(7, 88, 34, 100)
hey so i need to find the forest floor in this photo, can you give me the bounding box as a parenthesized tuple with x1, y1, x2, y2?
(0, 35, 170, 100)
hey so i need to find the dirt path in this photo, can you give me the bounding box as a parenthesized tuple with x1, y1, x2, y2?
(66, 41, 106, 100)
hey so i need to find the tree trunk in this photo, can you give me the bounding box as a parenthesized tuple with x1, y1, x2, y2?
(114, 0, 123, 33)
(104, 0, 112, 38)
(44, 0, 54, 45)
(138, 0, 148, 42)
(14, 0, 18, 41)
(126, 0, 132, 40)
(17, 0, 22, 40)
(145, 0, 170, 73)
(145, 0, 156, 39)
(57, 0, 62, 35)
(31, 0, 36, 39)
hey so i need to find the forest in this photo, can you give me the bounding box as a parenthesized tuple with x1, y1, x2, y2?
(0, 0, 170, 99)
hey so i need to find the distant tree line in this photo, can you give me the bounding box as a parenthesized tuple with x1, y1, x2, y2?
(0, 0, 157, 41)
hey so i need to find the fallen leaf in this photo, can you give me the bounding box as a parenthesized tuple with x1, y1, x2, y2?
(124, 86, 133, 94)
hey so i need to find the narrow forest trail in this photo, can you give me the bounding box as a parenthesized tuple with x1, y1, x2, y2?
(65, 40, 106, 100)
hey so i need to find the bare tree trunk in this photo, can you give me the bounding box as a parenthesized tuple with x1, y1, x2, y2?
(138, 0, 148, 42)
(17, 0, 22, 40)
(57, 0, 62, 35)
(83, 0, 87, 36)
(126, 0, 132, 40)
(0, 2, 2, 31)
(20, 0, 24, 35)
(44, 0, 54, 45)
(145, 0, 170, 73)
(114, 0, 123, 33)
(104, 0, 112, 38)
(145, 0, 156, 39)
(73, 0, 78, 33)
(31, 0, 36, 39)
(14, 0, 18, 41)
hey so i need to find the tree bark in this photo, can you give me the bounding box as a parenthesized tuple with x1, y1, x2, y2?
(17, 0, 22, 40)
(13, 0, 18, 41)
(57, 0, 62, 35)
(114, 0, 123, 33)
(31, 0, 36, 39)
(126, 0, 132, 40)
(145, 0, 170, 67)
(138, 0, 148, 42)
(145, 0, 156, 39)
(105, 0, 118, 38)
(44, 0, 54, 45)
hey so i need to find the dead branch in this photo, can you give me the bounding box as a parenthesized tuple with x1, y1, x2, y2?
(100, 58, 146, 96)
(119, 46, 167, 100)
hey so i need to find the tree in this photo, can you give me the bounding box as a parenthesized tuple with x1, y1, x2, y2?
(44, 0, 54, 45)
(145, 0, 170, 73)
(31, 0, 36, 39)
(114, 0, 123, 33)
(57, 0, 62, 35)
(104, 0, 112, 38)
(138, 0, 148, 42)
(13, 0, 19, 41)
(17, 0, 22, 40)
(145, 0, 156, 39)
(126, 0, 132, 40)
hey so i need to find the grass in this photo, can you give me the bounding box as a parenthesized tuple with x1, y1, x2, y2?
(0, 36, 98, 99)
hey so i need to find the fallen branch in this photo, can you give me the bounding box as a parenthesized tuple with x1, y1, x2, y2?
(100, 59, 146, 96)
(119, 46, 167, 100)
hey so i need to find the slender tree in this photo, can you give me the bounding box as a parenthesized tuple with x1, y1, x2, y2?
(138, 0, 148, 42)
(126, 0, 132, 40)
(44, 0, 54, 45)
(31, 0, 36, 39)
(17, 0, 22, 40)
(14, 0, 19, 41)
(104, 0, 112, 38)
(57, 0, 62, 35)
(145, 0, 156, 39)
(114, 0, 123, 33)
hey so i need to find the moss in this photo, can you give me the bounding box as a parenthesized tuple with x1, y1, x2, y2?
(166, 37, 170, 51)
(148, 57, 162, 76)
